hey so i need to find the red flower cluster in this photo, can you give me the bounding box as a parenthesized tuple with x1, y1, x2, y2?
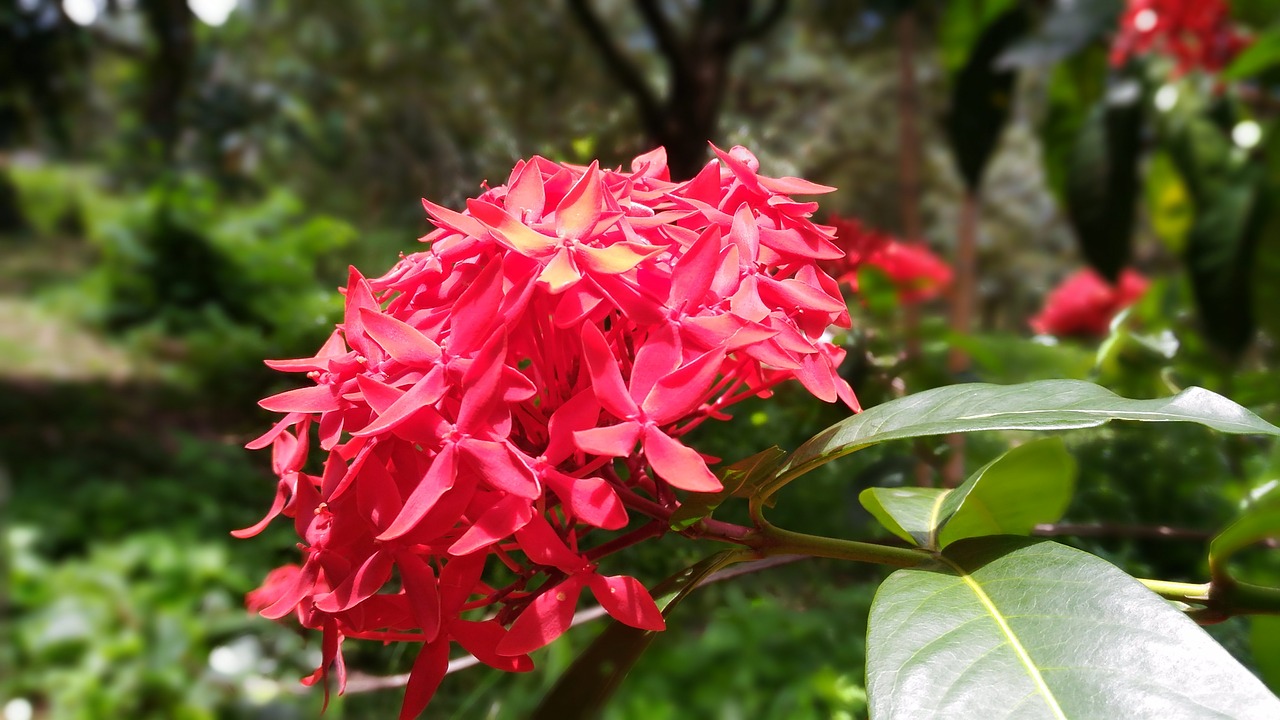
(1030, 268, 1149, 338)
(825, 215, 952, 304)
(1110, 0, 1250, 74)
(239, 145, 858, 717)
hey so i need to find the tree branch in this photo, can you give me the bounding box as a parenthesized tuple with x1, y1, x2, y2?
(634, 0, 686, 76)
(728, 0, 788, 47)
(566, 0, 666, 136)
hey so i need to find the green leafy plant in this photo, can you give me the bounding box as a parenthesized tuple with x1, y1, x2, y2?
(543, 380, 1280, 717)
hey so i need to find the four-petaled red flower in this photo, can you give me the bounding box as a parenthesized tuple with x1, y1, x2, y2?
(240, 145, 859, 718)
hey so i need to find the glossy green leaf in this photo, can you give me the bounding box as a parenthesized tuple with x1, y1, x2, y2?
(772, 380, 1279, 492)
(858, 486, 947, 547)
(867, 537, 1280, 719)
(1209, 485, 1280, 580)
(937, 438, 1075, 548)
(858, 439, 1075, 550)
(669, 447, 787, 530)
(531, 551, 741, 719)
(945, 7, 1029, 190)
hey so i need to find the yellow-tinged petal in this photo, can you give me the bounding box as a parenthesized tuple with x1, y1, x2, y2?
(576, 242, 661, 275)
(537, 248, 582, 294)
(555, 161, 604, 240)
(466, 198, 556, 256)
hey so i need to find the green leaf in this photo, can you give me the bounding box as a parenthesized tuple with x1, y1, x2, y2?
(937, 438, 1076, 548)
(1185, 165, 1267, 358)
(1252, 615, 1280, 693)
(1039, 47, 1109, 202)
(1166, 114, 1268, 357)
(772, 380, 1280, 491)
(945, 7, 1029, 190)
(669, 446, 787, 530)
(858, 486, 947, 547)
(938, 0, 1017, 75)
(1065, 79, 1144, 282)
(1224, 30, 1280, 80)
(867, 537, 1280, 719)
(1144, 151, 1194, 253)
(858, 439, 1075, 550)
(1209, 485, 1280, 580)
(531, 551, 741, 719)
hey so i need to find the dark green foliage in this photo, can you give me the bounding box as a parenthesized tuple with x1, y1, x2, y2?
(1065, 76, 1144, 282)
(945, 7, 1029, 190)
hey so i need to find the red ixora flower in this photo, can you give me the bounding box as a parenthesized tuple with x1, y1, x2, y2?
(1110, 0, 1250, 75)
(238, 145, 860, 718)
(825, 215, 952, 304)
(1031, 268, 1149, 338)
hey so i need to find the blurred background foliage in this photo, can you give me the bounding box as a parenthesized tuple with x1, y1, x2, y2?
(2, 0, 1280, 717)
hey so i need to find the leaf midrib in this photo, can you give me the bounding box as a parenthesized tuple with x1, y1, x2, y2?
(939, 554, 1068, 720)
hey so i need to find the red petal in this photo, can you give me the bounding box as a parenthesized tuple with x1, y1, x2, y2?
(573, 421, 641, 458)
(537, 247, 582, 294)
(458, 439, 539, 498)
(642, 426, 721, 492)
(505, 159, 546, 219)
(258, 384, 340, 413)
(245, 412, 305, 450)
(439, 552, 487, 613)
(495, 574, 587, 656)
(397, 551, 443, 642)
(448, 494, 535, 556)
(358, 308, 442, 367)
(400, 641, 450, 720)
(555, 161, 604, 240)
(421, 197, 488, 238)
(544, 470, 628, 530)
(514, 514, 586, 574)
(581, 323, 638, 419)
(467, 198, 556, 256)
(669, 225, 723, 309)
(544, 390, 600, 464)
(352, 376, 447, 437)
(587, 573, 665, 631)
(260, 554, 321, 620)
(452, 619, 534, 672)
(629, 325, 681, 407)
(575, 242, 659, 276)
(315, 549, 394, 613)
(642, 347, 725, 426)
(756, 174, 837, 195)
(231, 479, 288, 538)
(378, 444, 458, 541)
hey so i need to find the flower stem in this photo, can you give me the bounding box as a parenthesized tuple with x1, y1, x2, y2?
(752, 524, 931, 569)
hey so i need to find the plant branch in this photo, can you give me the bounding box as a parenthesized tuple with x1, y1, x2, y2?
(566, 0, 665, 136)
(634, 0, 685, 76)
(730, 0, 789, 47)
(753, 524, 931, 568)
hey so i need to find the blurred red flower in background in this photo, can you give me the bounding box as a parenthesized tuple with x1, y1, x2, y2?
(1031, 268, 1150, 338)
(1111, 0, 1250, 74)
(825, 215, 952, 304)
